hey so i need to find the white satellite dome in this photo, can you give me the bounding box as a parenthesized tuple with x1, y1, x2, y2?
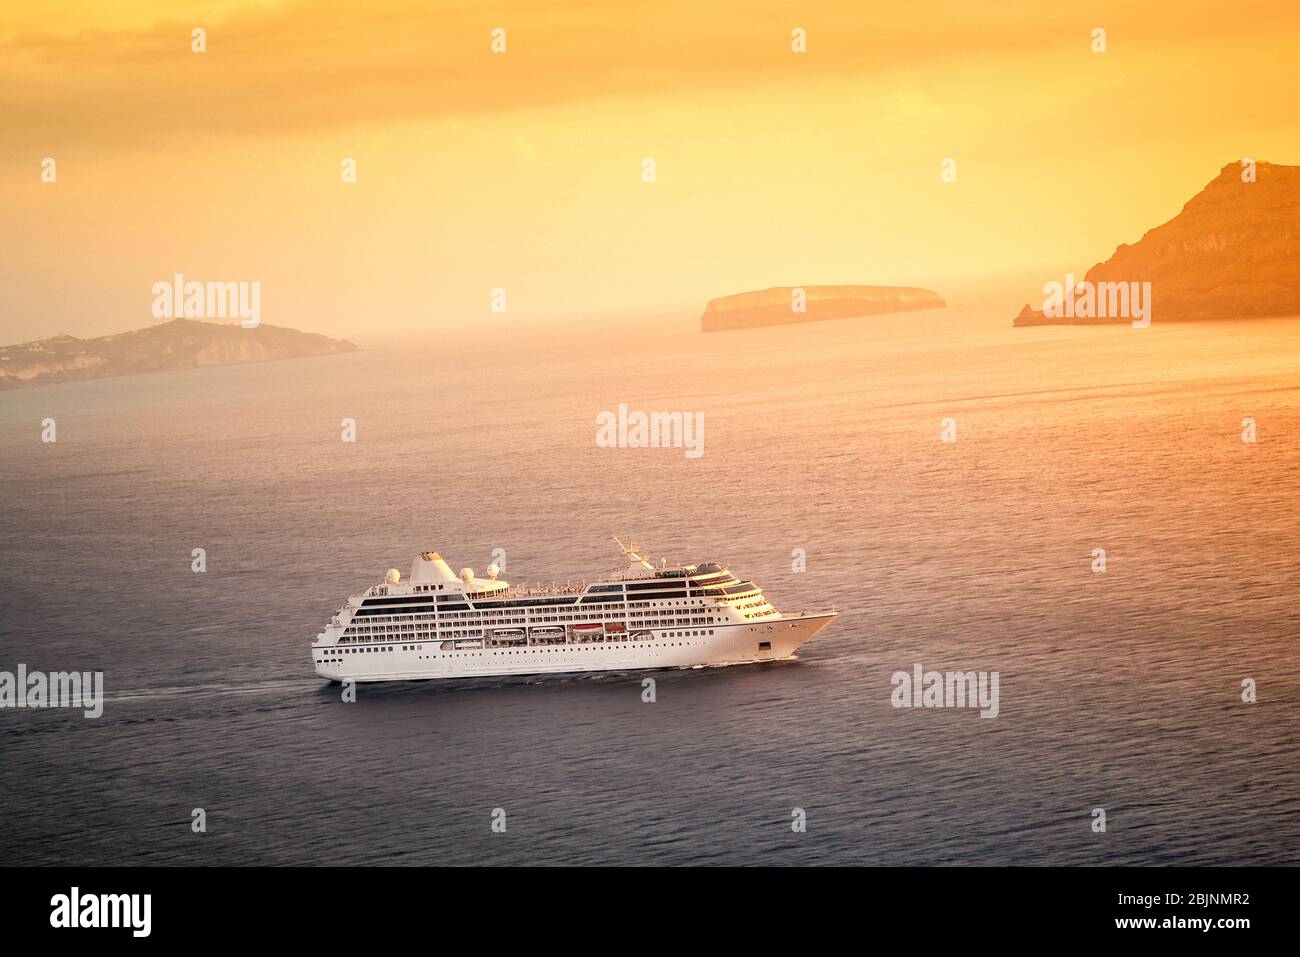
(385, 568, 401, 584)
(486, 563, 500, 580)
(460, 567, 475, 584)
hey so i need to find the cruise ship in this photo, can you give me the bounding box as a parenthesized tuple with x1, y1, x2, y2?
(311, 541, 837, 683)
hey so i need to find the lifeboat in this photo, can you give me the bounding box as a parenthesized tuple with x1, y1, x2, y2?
(572, 623, 602, 632)
(606, 623, 626, 633)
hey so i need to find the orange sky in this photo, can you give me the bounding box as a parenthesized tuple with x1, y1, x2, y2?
(3, 0, 1299, 341)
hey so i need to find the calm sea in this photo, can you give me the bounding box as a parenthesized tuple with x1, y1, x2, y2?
(2, 306, 1298, 865)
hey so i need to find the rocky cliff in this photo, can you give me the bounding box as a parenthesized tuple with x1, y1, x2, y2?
(0, 318, 359, 390)
(701, 285, 945, 332)
(1014, 160, 1300, 326)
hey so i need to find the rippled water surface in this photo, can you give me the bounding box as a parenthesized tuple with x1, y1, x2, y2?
(2, 308, 1298, 865)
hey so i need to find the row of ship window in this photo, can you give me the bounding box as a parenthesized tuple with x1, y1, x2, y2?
(322, 629, 719, 659)
(361, 598, 738, 613)
(374, 575, 740, 597)
(357, 594, 757, 616)
(342, 618, 717, 639)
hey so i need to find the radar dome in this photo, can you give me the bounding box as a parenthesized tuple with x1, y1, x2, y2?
(460, 567, 475, 584)
(385, 568, 401, 584)
(486, 563, 500, 580)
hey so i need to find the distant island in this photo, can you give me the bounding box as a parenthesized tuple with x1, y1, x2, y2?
(1014, 160, 1300, 326)
(701, 285, 946, 332)
(0, 318, 359, 390)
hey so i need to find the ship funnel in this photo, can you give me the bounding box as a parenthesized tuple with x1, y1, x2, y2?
(410, 550, 459, 584)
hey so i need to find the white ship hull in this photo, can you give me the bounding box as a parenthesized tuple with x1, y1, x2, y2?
(314, 613, 836, 683)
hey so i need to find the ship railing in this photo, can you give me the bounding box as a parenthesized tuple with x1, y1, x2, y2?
(499, 580, 590, 598)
